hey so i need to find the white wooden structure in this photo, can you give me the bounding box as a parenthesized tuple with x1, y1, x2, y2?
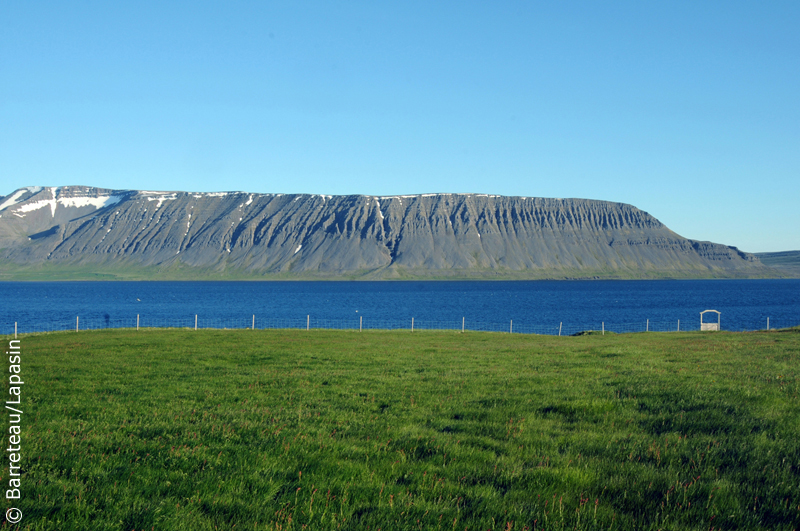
(700, 310, 721, 331)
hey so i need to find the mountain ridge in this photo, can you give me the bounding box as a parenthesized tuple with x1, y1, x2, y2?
(0, 185, 782, 280)
(755, 251, 800, 277)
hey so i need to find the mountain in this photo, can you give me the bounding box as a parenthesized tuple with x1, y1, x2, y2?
(0, 185, 780, 280)
(755, 251, 800, 277)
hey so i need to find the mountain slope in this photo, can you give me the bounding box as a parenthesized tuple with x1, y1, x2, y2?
(0, 186, 778, 280)
(755, 251, 800, 277)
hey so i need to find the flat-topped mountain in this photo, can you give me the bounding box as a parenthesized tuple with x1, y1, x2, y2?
(755, 251, 800, 277)
(0, 186, 780, 280)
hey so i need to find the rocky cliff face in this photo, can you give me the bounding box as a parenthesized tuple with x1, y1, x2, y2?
(0, 186, 773, 279)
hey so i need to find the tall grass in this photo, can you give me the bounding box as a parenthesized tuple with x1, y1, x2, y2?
(8, 328, 800, 530)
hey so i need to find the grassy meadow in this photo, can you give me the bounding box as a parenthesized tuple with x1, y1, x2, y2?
(7, 327, 800, 530)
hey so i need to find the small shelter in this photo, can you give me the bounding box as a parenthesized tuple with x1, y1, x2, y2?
(700, 310, 721, 331)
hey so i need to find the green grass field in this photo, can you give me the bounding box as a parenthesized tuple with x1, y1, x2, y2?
(6, 328, 800, 530)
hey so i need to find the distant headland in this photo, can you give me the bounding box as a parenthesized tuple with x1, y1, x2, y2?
(0, 186, 792, 280)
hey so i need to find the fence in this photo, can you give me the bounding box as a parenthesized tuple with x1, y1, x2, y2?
(3, 314, 798, 337)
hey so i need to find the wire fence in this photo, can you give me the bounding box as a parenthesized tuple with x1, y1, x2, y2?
(3, 314, 798, 337)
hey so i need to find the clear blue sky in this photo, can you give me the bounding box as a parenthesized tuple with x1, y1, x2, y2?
(2, 1, 798, 252)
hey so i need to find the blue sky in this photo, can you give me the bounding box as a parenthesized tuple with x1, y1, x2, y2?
(1, 1, 798, 252)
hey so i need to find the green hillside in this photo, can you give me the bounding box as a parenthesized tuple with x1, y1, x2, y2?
(756, 251, 800, 277)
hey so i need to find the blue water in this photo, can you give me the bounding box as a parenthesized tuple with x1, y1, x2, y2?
(2, 280, 799, 335)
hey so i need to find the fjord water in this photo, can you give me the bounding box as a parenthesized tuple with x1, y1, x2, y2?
(2, 279, 799, 334)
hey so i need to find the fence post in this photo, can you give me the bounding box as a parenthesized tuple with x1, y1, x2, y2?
(411, 317, 414, 332)
(559, 322, 562, 336)
(307, 315, 310, 331)
(137, 314, 139, 331)
(76, 316, 79, 332)
(677, 319, 680, 332)
(15, 322, 17, 339)
(646, 319, 649, 332)
(602, 322, 604, 336)
(360, 315, 362, 332)
(252, 315, 255, 330)
(462, 317, 465, 333)
(195, 315, 197, 330)
(510, 320, 513, 334)
(767, 317, 770, 331)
